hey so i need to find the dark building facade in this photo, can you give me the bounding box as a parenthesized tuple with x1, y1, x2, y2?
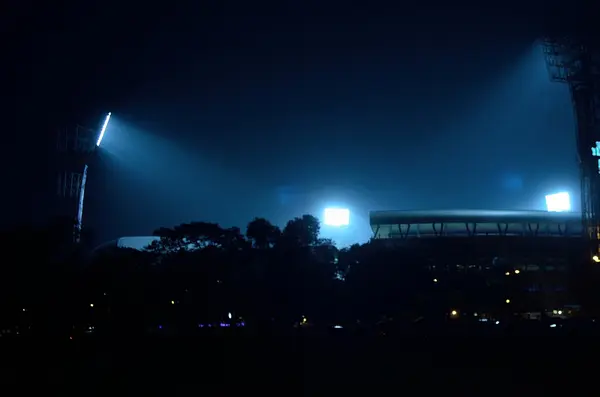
(369, 210, 589, 319)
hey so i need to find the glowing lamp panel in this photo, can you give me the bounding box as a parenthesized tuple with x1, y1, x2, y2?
(96, 112, 112, 147)
(545, 192, 570, 212)
(324, 208, 350, 227)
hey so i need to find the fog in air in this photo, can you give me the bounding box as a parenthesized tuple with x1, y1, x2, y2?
(16, 7, 579, 246)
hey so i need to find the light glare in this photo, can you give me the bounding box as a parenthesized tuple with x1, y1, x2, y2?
(323, 208, 350, 227)
(545, 192, 570, 212)
(96, 112, 112, 146)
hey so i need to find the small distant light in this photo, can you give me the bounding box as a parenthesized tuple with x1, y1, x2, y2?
(450, 310, 458, 316)
(333, 325, 343, 329)
(593, 255, 600, 263)
(90, 303, 94, 308)
(171, 300, 175, 305)
(22, 308, 26, 312)
(558, 310, 563, 315)
(433, 278, 438, 283)
(495, 321, 500, 325)
(505, 299, 510, 304)
(514, 269, 520, 274)
(103, 292, 107, 296)
(228, 312, 232, 319)
(552, 310, 558, 314)
(473, 312, 478, 317)
(69, 336, 73, 340)
(158, 325, 162, 329)
(505, 271, 510, 276)
(550, 324, 557, 328)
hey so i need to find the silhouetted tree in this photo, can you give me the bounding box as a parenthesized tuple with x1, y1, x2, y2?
(281, 214, 320, 247)
(246, 217, 281, 249)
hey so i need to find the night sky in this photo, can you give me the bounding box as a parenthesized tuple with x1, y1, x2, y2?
(5, 1, 587, 245)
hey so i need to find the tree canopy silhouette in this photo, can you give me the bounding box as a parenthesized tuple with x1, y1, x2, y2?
(0, 212, 592, 335)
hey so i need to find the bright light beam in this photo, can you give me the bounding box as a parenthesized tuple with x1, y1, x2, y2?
(96, 112, 112, 146)
(545, 192, 571, 212)
(323, 208, 350, 227)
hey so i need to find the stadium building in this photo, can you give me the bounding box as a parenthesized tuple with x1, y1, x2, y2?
(369, 210, 588, 319)
(370, 210, 582, 239)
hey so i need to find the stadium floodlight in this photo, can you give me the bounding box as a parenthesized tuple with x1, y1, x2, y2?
(96, 112, 112, 146)
(323, 207, 350, 227)
(545, 192, 571, 212)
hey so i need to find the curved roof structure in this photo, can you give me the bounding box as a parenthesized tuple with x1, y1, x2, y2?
(93, 236, 159, 252)
(117, 236, 160, 250)
(369, 210, 582, 239)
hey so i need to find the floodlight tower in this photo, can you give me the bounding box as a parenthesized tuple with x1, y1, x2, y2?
(543, 29, 600, 254)
(55, 112, 111, 239)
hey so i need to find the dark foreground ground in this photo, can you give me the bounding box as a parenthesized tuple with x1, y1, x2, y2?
(0, 333, 594, 395)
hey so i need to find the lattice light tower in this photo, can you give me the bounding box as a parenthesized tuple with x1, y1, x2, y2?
(543, 34, 600, 254)
(55, 113, 111, 239)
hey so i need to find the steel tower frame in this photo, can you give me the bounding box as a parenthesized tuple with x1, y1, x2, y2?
(56, 125, 95, 238)
(543, 34, 600, 254)
(56, 113, 110, 241)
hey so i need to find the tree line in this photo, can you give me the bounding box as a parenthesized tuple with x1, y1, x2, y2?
(0, 214, 594, 335)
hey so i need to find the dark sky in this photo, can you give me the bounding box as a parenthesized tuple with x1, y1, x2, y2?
(5, 1, 588, 244)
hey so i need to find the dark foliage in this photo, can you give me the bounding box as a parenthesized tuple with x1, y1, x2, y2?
(0, 214, 598, 337)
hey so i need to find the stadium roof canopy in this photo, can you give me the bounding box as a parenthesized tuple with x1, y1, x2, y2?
(369, 210, 582, 239)
(94, 236, 159, 252)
